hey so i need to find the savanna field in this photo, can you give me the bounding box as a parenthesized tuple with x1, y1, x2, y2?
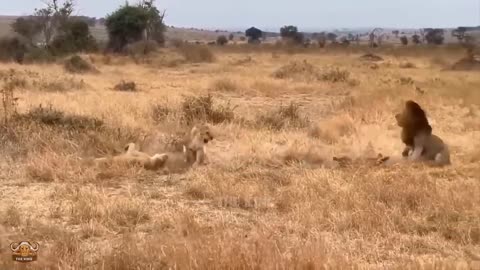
(0, 44, 480, 269)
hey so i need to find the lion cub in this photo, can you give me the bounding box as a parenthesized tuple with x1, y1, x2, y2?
(94, 143, 169, 171)
(160, 124, 214, 173)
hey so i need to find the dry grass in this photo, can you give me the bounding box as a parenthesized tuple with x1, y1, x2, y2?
(0, 46, 479, 269)
(64, 55, 98, 74)
(210, 77, 239, 92)
(114, 80, 137, 92)
(177, 44, 215, 63)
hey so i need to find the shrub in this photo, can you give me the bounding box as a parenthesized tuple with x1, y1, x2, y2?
(1, 70, 20, 125)
(216, 35, 228, 46)
(320, 68, 350, 83)
(24, 47, 56, 63)
(11, 17, 42, 44)
(106, 3, 166, 52)
(177, 44, 215, 63)
(211, 78, 238, 92)
(126, 40, 158, 58)
(255, 102, 309, 130)
(151, 104, 173, 123)
(412, 34, 421, 44)
(181, 94, 235, 124)
(280, 25, 304, 45)
(64, 55, 97, 74)
(15, 105, 104, 130)
(50, 20, 98, 55)
(425, 29, 444, 45)
(169, 38, 184, 48)
(399, 62, 416, 69)
(105, 5, 149, 52)
(272, 60, 319, 81)
(0, 37, 28, 63)
(400, 36, 408, 46)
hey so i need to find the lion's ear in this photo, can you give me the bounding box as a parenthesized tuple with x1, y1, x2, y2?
(124, 143, 136, 152)
(190, 126, 199, 136)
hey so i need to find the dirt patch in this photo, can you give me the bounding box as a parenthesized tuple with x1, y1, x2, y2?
(359, 53, 384, 62)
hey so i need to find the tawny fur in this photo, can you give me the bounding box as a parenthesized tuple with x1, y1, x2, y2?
(94, 143, 169, 171)
(94, 125, 214, 173)
(160, 124, 214, 173)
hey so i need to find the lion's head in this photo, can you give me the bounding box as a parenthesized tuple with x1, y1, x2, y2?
(189, 124, 214, 149)
(395, 100, 432, 146)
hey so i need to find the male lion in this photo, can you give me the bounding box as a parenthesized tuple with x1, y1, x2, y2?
(395, 100, 450, 166)
(94, 143, 169, 171)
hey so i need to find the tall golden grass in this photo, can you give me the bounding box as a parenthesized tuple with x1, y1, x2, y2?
(0, 45, 479, 269)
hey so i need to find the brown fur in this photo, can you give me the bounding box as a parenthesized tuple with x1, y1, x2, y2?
(395, 100, 432, 157)
(395, 100, 450, 166)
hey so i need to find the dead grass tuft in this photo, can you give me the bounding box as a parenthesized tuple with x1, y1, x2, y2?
(64, 55, 98, 74)
(1, 205, 22, 227)
(177, 44, 215, 63)
(308, 114, 356, 144)
(399, 61, 417, 69)
(181, 94, 235, 124)
(15, 105, 104, 130)
(320, 67, 351, 83)
(272, 60, 319, 81)
(32, 76, 86, 92)
(114, 80, 137, 92)
(151, 103, 174, 123)
(26, 164, 55, 182)
(210, 78, 238, 92)
(255, 102, 309, 130)
(360, 53, 384, 62)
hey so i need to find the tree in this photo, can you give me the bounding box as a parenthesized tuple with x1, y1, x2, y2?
(50, 20, 97, 54)
(326, 32, 337, 43)
(105, 5, 149, 52)
(280, 25, 298, 39)
(412, 34, 421, 45)
(228, 33, 234, 41)
(312, 32, 327, 48)
(400, 36, 408, 45)
(392, 30, 400, 38)
(11, 17, 42, 44)
(452, 27, 467, 42)
(140, 0, 166, 45)
(245, 27, 262, 44)
(280, 25, 304, 44)
(33, 0, 75, 45)
(424, 28, 444, 45)
(216, 35, 228, 46)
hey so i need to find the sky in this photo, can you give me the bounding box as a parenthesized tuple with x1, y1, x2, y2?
(2, 0, 479, 31)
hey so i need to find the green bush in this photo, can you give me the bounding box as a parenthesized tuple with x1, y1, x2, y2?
(50, 20, 97, 55)
(105, 2, 166, 53)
